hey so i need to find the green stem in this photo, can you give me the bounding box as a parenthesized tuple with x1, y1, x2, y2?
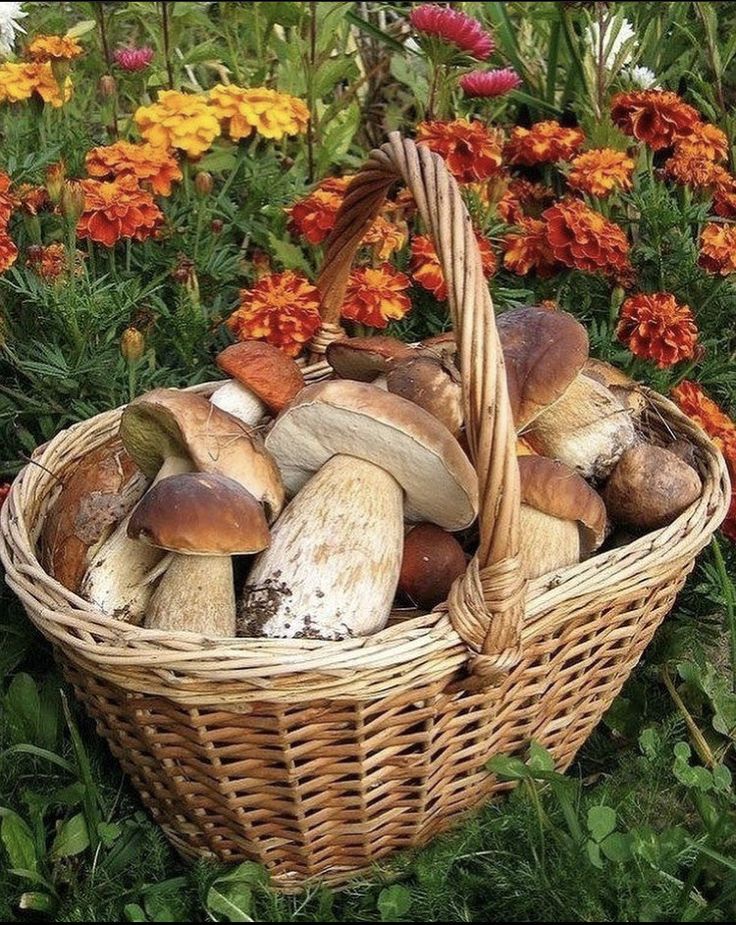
(711, 537, 736, 694)
(161, 1, 175, 89)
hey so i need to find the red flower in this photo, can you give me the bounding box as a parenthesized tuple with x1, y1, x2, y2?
(411, 231, 495, 299)
(410, 4, 494, 60)
(699, 223, 736, 276)
(77, 175, 163, 246)
(113, 45, 154, 72)
(616, 292, 698, 368)
(416, 119, 503, 183)
(502, 217, 557, 278)
(505, 121, 585, 166)
(0, 231, 18, 273)
(543, 198, 631, 280)
(341, 264, 412, 328)
(611, 90, 700, 151)
(460, 68, 521, 98)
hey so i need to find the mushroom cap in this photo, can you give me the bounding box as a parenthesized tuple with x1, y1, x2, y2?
(386, 354, 463, 436)
(497, 307, 589, 430)
(420, 331, 457, 359)
(120, 388, 284, 519)
(583, 357, 646, 416)
(216, 341, 305, 413)
(265, 380, 479, 530)
(518, 455, 606, 553)
(398, 523, 467, 610)
(128, 472, 270, 555)
(326, 335, 415, 381)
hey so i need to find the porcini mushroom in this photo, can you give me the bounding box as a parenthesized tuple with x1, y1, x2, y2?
(386, 354, 463, 436)
(602, 444, 702, 531)
(583, 357, 647, 419)
(239, 380, 478, 639)
(398, 523, 467, 610)
(211, 341, 305, 425)
(128, 472, 270, 634)
(518, 455, 607, 580)
(326, 335, 414, 382)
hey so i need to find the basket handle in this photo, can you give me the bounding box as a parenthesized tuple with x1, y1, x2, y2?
(313, 133, 525, 683)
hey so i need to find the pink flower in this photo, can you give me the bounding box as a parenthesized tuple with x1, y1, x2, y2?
(410, 4, 494, 61)
(113, 45, 154, 73)
(460, 67, 521, 98)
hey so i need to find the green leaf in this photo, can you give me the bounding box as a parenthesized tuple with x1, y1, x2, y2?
(345, 9, 407, 54)
(97, 821, 123, 847)
(601, 832, 632, 863)
(0, 810, 38, 872)
(50, 813, 89, 860)
(638, 727, 661, 761)
(587, 806, 617, 843)
(19, 892, 56, 914)
(586, 839, 603, 869)
(528, 742, 555, 773)
(206, 884, 254, 922)
(486, 755, 529, 780)
(123, 904, 147, 923)
(65, 20, 97, 39)
(267, 233, 313, 275)
(377, 885, 412, 921)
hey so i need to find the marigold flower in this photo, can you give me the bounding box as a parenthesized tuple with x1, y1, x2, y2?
(361, 215, 408, 261)
(227, 270, 322, 357)
(0, 61, 70, 107)
(410, 4, 494, 60)
(85, 141, 182, 197)
(698, 222, 736, 276)
(341, 264, 412, 329)
(505, 120, 585, 166)
(616, 292, 697, 368)
(416, 119, 503, 183)
(663, 152, 732, 191)
(0, 230, 18, 273)
(672, 380, 736, 448)
(26, 242, 84, 281)
(713, 182, 736, 218)
(287, 181, 349, 245)
(611, 90, 699, 151)
(543, 198, 631, 279)
(567, 148, 635, 198)
(209, 85, 309, 141)
(497, 178, 553, 223)
(675, 122, 728, 162)
(0, 171, 17, 225)
(460, 67, 520, 98)
(77, 175, 163, 247)
(502, 217, 557, 278)
(113, 45, 154, 72)
(411, 232, 496, 300)
(15, 183, 48, 215)
(26, 34, 82, 62)
(134, 90, 220, 158)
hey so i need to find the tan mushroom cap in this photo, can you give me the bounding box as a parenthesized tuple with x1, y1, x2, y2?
(216, 341, 305, 413)
(497, 307, 589, 430)
(120, 388, 284, 519)
(386, 354, 463, 436)
(518, 455, 606, 553)
(420, 331, 457, 359)
(265, 380, 479, 530)
(326, 335, 415, 381)
(583, 357, 647, 416)
(128, 472, 270, 555)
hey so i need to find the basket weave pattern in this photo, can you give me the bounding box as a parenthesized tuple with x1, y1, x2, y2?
(0, 136, 730, 890)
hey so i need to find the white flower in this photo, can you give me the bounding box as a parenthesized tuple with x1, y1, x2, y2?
(0, 2, 26, 58)
(628, 65, 659, 89)
(586, 17, 636, 70)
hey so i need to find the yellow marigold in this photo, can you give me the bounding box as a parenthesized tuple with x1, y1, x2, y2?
(209, 85, 309, 141)
(567, 148, 635, 198)
(0, 61, 71, 107)
(616, 292, 698, 368)
(134, 90, 220, 158)
(675, 122, 728, 162)
(699, 223, 736, 276)
(505, 120, 584, 166)
(361, 215, 408, 261)
(416, 119, 504, 183)
(77, 175, 163, 247)
(663, 152, 732, 191)
(27, 34, 83, 62)
(227, 270, 322, 357)
(0, 231, 18, 273)
(86, 141, 182, 197)
(341, 264, 412, 328)
(502, 217, 557, 278)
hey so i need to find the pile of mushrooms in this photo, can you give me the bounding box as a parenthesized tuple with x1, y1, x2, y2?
(41, 310, 704, 640)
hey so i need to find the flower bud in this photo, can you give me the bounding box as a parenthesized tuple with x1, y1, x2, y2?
(99, 74, 117, 98)
(59, 181, 86, 225)
(120, 327, 145, 361)
(210, 218, 224, 235)
(45, 162, 66, 205)
(195, 171, 213, 197)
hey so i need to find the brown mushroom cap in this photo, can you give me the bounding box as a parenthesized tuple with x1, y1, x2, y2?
(386, 354, 463, 436)
(420, 331, 457, 359)
(497, 307, 589, 430)
(326, 335, 415, 381)
(583, 357, 646, 417)
(128, 472, 270, 555)
(120, 388, 284, 519)
(398, 523, 467, 610)
(602, 444, 702, 531)
(216, 341, 305, 413)
(518, 455, 607, 553)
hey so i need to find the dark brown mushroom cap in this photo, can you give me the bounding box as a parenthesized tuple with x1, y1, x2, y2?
(518, 455, 607, 553)
(497, 307, 589, 430)
(326, 335, 415, 381)
(398, 523, 467, 610)
(216, 341, 305, 413)
(128, 472, 270, 555)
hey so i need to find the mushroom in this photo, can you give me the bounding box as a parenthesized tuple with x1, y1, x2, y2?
(239, 380, 478, 640)
(602, 444, 702, 531)
(518, 455, 607, 580)
(81, 388, 284, 621)
(398, 523, 467, 610)
(385, 354, 463, 436)
(497, 306, 636, 480)
(420, 331, 457, 360)
(127, 472, 270, 634)
(40, 438, 146, 592)
(211, 341, 305, 425)
(583, 357, 647, 418)
(325, 335, 415, 382)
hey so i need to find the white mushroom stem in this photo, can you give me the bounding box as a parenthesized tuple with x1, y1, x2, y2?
(519, 506, 580, 580)
(146, 554, 236, 635)
(80, 455, 189, 621)
(210, 381, 266, 426)
(240, 455, 404, 639)
(525, 374, 636, 481)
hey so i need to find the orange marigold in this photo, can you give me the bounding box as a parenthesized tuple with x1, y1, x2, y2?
(27, 34, 83, 62)
(0, 61, 71, 107)
(504, 120, 584, 166)
(209, 85, 309, 141)
(0, 231, 18, 273)
(411, 232, 496, 300)
(26, 243, 84, 281)
(675, 122, 728, 162)
(543, 198, 631, 279)
(341, 264, 412, 329)
(416, 119, 503, 183)
(497, 178, 553, 223)
(134, 90, 220, 158)
(502, 217, 557, 278)
(663, 152, 732, 191)
(672, 380, 736, 449)
(713, 181, 736, 218)
(611, 90, 700, 150)
(699, 222, 736, 275)
(86, 141, 182, 197)
(15, 183, 49, 215)
(362, 215, 408, 261)
(77, 175, 163, 247)
(226, 270, 322, 357)
(616, 292, 697, 368)
(567, 148, 634, 198)
(287, 177, 352, 245)
(0, 172, 17, 225)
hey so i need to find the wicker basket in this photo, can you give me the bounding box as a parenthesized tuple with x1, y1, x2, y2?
(0, 135, 730, 891)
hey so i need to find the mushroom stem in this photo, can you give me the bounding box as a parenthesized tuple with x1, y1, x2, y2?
(146, 554, 236, 634)
(210, 381, 266, 426)
(519, 506, 580, 580)
(240, 455, 404, 639)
